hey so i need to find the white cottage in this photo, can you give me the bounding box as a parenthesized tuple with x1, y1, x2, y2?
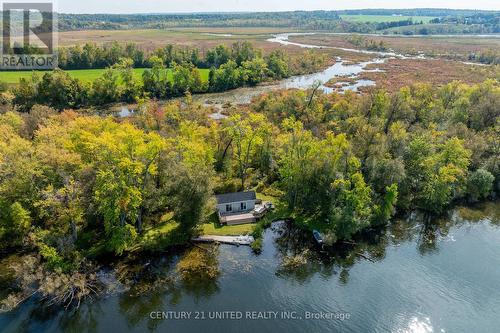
(215, 191, 257, 225)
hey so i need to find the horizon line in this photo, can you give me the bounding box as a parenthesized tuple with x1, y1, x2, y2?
(55, 8, 500, 15)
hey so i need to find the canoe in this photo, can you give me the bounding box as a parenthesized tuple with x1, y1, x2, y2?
(313, 230, 324, 244)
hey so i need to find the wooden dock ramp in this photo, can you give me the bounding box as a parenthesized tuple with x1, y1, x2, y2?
(192, 235, 255, 246)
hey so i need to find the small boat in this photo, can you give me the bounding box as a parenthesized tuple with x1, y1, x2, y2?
(313, 230, 324, 245)
(264, 202, 275, 210)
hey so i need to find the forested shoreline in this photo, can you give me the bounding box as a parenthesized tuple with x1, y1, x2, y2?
(0, 76, 498, 310)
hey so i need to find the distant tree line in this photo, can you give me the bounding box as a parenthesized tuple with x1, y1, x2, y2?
(429, 13, 500, 34)
(57, 41, 298, 71)
(337, 9, 497, 17)
(58, 11, 342, 31)
(375, 19, 421, 30)
(53, 10, 499, 34)
(8, 42, 328, 109)
(1, 9, 498, 34)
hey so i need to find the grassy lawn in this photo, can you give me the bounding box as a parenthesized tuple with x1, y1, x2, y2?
(201, 222, 255, 236)
(135, 220, 187, 251)
(139, 220, 180, 242)
(0, 68, 210, 85)
(256, 192, 279, 204)
(198, 192, 282, 236)
(340, 15, 435, 24)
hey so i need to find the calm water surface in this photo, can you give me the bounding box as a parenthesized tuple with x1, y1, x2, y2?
(1, 202, 499, 333)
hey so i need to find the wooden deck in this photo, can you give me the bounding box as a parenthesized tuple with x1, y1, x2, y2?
(192, 235, 255, 246)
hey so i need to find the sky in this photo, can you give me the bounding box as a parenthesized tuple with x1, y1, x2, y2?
(53, 0, 500, 14)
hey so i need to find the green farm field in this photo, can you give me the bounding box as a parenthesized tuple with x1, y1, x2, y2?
(0, 68, 210, 85)
(340, 14, 435, 23)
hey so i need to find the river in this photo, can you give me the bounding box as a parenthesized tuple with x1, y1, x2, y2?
(121, 33, 390, 118)
(0, 201, 499, 333)
(113, 31, 492, 118)
(195, 32, 487, 119)
(122, 32, 487, 119)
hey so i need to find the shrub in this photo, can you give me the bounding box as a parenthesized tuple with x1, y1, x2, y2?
(467, 169, 495, 202)
(250, 238, 263, 254)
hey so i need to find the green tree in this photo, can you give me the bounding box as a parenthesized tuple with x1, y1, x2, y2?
(226, 114, 269, 189)
(115, 57, 142, 103)
(209, 60, 243, 92)
(266, 50, 290, 79)
(330, 172, 373, 240)
(70, 119, 165, 254)
(92, 67, 121, 105)
(37, 179, 84, 242)
(142, 56, 170, 99)
(206, 44, 231, 67)
(467, 169, 494, 202)
(242, 58, 268, 86)
(12, 74, 40, 112)
(6, 202, 32, 245)
(171, 62, 206, 96)
(36, 70, 87, 110)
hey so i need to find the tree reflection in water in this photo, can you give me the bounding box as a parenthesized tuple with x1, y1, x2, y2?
(4, 201, 497, 332)
(60, 303, 103, 333)
(272, 201, 499, 284)
(115, 245, 220, 331)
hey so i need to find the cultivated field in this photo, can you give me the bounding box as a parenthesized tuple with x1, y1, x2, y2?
(340, 14, 435, 23)
(0, 68, 210, 85)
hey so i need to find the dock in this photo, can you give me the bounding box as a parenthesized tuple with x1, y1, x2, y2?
(192, 235, 255, 246)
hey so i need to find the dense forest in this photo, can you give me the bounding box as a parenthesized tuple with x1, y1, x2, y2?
(0, 76, 498, 309)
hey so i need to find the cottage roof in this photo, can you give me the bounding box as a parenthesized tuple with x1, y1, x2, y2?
(215, 191, 256, 204)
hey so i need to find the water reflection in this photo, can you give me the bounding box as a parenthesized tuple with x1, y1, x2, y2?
(0, 201, 498, 332)
(394, 316, 435, 333)
(60, 247, 222, 332)
(59, 303, 103, 333)
(271, 201, 499, 285)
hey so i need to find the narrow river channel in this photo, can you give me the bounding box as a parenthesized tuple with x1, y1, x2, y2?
(117, 32, 494, 118)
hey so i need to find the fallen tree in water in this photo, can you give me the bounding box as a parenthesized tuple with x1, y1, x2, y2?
(176, 246, 220, 282)
(0, 255, 101, 312)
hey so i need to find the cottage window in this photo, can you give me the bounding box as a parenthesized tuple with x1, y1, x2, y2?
(226, 204, 232, 212)
(240, 202, 247, 210)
